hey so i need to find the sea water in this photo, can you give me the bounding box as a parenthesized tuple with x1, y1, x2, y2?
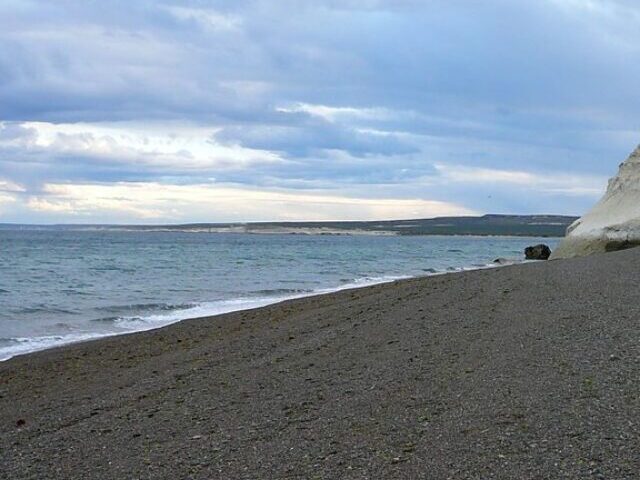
(0, 229, 558, 360)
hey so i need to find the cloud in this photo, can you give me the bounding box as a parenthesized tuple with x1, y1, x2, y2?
(0, 193, 18, 212)
(432, 164, 607, 197)
(0, 179, 26, 193)
(277, 103, 396, 123)
(0, 121, 282, 177)
(162, 6, 243, 32)
(214, 118, 418, 158)
(0, 0, 638, 222)
(15, 181, 476, 223)
(0, 178, 22, 213)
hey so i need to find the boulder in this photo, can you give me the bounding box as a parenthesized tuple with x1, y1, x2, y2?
(524, 244, 551, 260)
(551, 144, 640, 259)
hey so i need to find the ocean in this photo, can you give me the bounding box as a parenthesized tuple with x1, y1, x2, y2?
(0, 229, 558, 360)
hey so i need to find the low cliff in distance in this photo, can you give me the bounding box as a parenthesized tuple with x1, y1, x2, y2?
(2, 214, 578, 237)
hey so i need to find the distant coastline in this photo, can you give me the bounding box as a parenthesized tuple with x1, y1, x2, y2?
(0, 214, 577, 237)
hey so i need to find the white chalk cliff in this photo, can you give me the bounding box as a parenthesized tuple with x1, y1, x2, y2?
(551, 144, 640, 259)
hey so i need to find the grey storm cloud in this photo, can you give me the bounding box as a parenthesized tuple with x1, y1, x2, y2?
(2, 0, 639, 130)
(0, 0, 639, 221)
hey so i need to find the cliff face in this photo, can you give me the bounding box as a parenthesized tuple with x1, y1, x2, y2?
(551, 144, 640, 259)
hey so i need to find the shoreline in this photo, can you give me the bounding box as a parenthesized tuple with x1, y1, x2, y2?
(0, 274, 409, 362)
(0, 260, 515, 362)
(2, 250, 638, 478)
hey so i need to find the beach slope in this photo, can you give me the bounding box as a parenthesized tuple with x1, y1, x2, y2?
(1, 249, 639, 479)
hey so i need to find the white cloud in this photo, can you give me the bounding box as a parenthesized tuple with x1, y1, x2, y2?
(433, 164, 607, 197)
(277, 103, 397, 123)
(163, 6, 243, 32)
(0, 179, 26, 193)
(0, 193, 17, 211)
(21, 181, 476, 222)
(0, 179, 21, 212)
(1, 121, 283, 171)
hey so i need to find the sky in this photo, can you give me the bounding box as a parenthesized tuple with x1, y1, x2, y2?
(0, 0, 639, 223)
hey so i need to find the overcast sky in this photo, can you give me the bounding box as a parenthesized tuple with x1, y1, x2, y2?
(1, 0, 639, 223)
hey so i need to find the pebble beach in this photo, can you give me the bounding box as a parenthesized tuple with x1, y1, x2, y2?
(1, 249, 639, 479)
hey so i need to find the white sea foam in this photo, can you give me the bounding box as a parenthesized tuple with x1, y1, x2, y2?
(0, 333, 110, 361)
(0, 263, 529, 362)
(106, 275, 412, 330)
(0, 274, 413, 361)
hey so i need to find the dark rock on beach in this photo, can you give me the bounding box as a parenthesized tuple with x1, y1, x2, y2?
(2, 248, 640, 479)
(524, 243, 551, 260)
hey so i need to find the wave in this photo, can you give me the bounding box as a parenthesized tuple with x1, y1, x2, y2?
(98, 275, 415, 331)
(94, 302, 197, 314)
(0, 275, 412, 361)
(334, 275, 411, 288)
(53, 322, 77, 331)
(0, 333, 110, 361)
(12, 306, 79, 315)
(0, 267, 513, 362)
(249, 288, 315, 296)
(60, 289, 93, 296)
(89, 266, 136, 273)
(90, 316, 125, 323)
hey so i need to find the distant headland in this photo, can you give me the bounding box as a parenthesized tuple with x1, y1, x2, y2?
(1, 214, 577, 237)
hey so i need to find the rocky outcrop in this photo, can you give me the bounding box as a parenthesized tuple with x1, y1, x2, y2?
(525, 244, 551, 260)
(551, 144, 640, 259)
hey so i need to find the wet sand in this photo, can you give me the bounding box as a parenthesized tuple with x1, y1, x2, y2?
(1, 249, 639, 479)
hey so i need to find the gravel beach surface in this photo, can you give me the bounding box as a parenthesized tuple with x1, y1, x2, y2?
(1, 249, 639, 479)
